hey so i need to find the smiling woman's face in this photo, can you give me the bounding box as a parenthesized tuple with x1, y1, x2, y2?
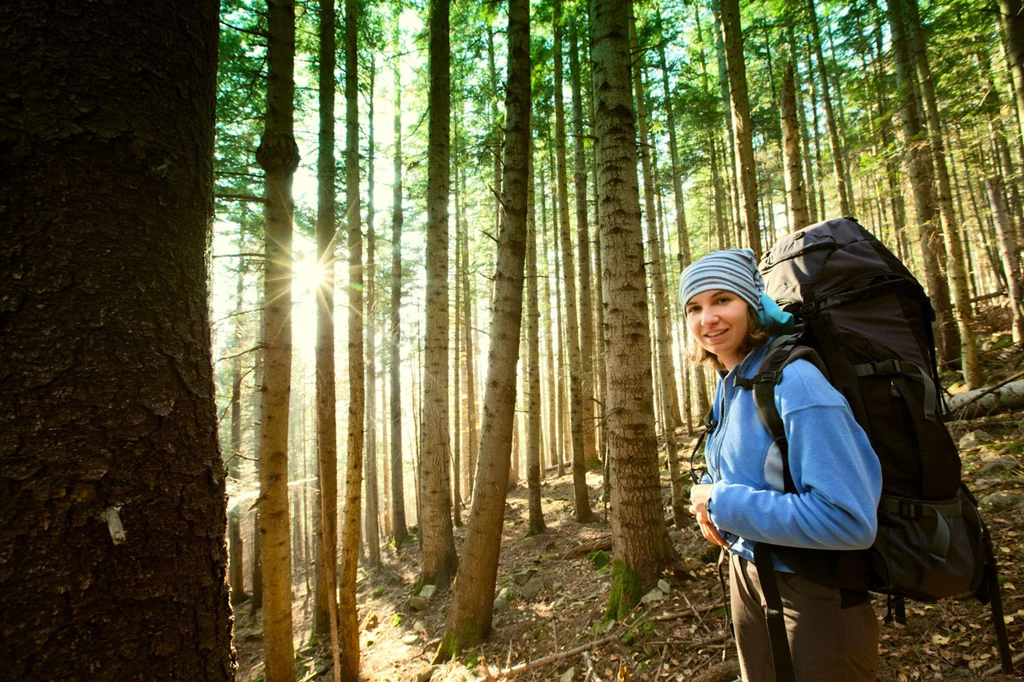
(685, 289, 750, 371)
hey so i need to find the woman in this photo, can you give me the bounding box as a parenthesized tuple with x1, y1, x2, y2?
(681, 248, 882, 681)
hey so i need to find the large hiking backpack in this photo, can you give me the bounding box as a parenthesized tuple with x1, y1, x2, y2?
(741, 217, 1013, 678)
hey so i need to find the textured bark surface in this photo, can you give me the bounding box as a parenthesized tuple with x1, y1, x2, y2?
(438, 0, 531, 657)
(1001, 0, 1024, 150)
(256, 0, 301, 679)
(365, 62, 382, 567)
(986, 177, 1024, 343)
(526, 144, 547, 537)
(338, 0, 364, 675)
(719, 0, 761, 257)
(780, 61, 809, 231)
(590, 0, 673, 601)
(390, 51, 408, 548)
(554, 0, 597, 523)
(0, 2, 233, 680)
(314, 0, 338, 637)
(420, 0, 459, 589)
(229, 259, 247, 604)
(889, 0, 959, 365)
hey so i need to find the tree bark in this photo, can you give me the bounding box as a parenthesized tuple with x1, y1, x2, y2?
(591, 0, 674, 616)
(390, 43, 408, 548)
(986, 177, 1024, 342)
(555, 0, 597, 522)
(569, 15, 601, 468)
(905, 0, 982, 388)
(438, 0, 531, 655)
(338, 0, 364, 675)
(781, 61, 810, 231)
(539, 167, 561, 480)
(719, 0, 761, 257)
(526, 138, 547, 537)
(365, 59, 381, 567)
(229, 252, 247, 605)
(314, 0, 339, 638)
(0, 2, 232, 678)
(256, 0, 301, 678)
(462, 185, 480, 501)
(1001, 0, 1024, 150)
(889, 0, 960, 366)
(421, 0, 459, 589)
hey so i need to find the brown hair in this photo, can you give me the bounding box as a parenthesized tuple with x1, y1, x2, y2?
(688, 306, 770, 371)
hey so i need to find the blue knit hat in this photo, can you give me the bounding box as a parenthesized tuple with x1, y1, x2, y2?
(679, 248, 794, 332)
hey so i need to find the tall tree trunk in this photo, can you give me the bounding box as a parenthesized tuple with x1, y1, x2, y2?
(628, 13, 686, 529)
(462, 192, 480, 500)
(781, 60, 810, 231)
(390, 42, 408, 548)
(712, 0, 741, 234)
(1001, 0, 1024, 149)
(807, 0, 852, 217)
(987, 177, 1024, 342)
(257, 0, 300, 677)
(421, 0, 459, 589)
(591, 0, 674, 618)
(338, 0, 364, 676)
(453, 121, 464, 527)
(0, 3, 232, 678)
(905, 0, 982, 387)
(526, 137, 547, 536)
(314, 0, 339, 639)
(365, 60, 382, 566)
(569, 15, 601, 468)
(229, 254, 247, 604)
(539, 167, 560, 479)
(719, 0, 761, 257)
(438, 0, 531, 655)
(252, 314, 265, 617)
(554, 0, 597, 522)
(889, 0, 960, 365)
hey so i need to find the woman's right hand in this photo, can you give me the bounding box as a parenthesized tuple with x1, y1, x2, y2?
(689, 484, 729, 548)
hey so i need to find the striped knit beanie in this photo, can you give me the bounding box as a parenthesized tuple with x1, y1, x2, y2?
(679, 248, 763, 311)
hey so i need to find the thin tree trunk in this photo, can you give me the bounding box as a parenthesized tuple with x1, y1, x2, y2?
(438, 0, 531, 654)
(313, 0, 338, 638)
(421, 0, 459, 589)
(229, 254, 247, 604)
(569, 15, 601, 468)
(987, 177, 1024, 342)
(453, 116, 464, 528)
(781, 60, 809, 231)
(364, 60, 381, 566)
(807, 0, 852, 217)
(539, 167, 560, 478)
(591, 0, 674, 616)
(256, 0, 300, 677)
(337, 0, 363, 675)
(719, 0, 761, 257)
(462, 177, 480, 501)
(1001, 0, 1024, 149)
(526, 136, 547, 536)
(554, 0, 597, 522)
(252, 315, 265, 617)
(390, 41, 408, 548)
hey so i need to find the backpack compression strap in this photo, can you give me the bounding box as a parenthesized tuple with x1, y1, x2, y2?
(753, 542, 797, 682)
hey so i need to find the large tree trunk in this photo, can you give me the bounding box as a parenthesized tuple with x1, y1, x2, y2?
(0, 3, 232, 679)
(390, 44, 409, 548)
(905, 0, 982, 388)
(591, 0, 674, 618)
(719, 0, 761, 257)
(554, 0, 598, 522)
(628, 14, 686, 529)
(437, 0, 531, 656)
(781, 60, 810, 231)
(807, 0, 852, 217)
(314, 0, 339, 639)
(338, 0, 364, 675)
(421, 0, 459, 589)
(257, 0, 300, 678)
(889, 0, 960, 366)
(365, 60, 382, 567)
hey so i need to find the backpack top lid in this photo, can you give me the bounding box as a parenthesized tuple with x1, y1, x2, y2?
(759, 217, 922, 315)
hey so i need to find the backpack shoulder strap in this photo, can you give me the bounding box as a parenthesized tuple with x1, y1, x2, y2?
(735, 335, 827, 494)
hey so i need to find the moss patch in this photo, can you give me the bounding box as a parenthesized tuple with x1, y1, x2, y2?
(605, 560, 643, 621)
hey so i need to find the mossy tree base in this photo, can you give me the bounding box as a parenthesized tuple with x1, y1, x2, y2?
(433, 621, 485, 665)
(605, 560, 643, 621)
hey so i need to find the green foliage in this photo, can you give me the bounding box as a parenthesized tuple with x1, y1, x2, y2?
(588, 549, 610, 570)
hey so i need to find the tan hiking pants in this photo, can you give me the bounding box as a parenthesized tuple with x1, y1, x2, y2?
(729, 552, 879, 681)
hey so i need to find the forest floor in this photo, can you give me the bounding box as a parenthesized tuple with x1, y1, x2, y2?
(234, 316, 1024, 682)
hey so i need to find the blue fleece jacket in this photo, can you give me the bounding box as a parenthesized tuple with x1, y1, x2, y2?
(704, 341, 882, 568)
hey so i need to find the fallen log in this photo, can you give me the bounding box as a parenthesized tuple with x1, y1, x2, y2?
(945, 378, 1024, 421)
